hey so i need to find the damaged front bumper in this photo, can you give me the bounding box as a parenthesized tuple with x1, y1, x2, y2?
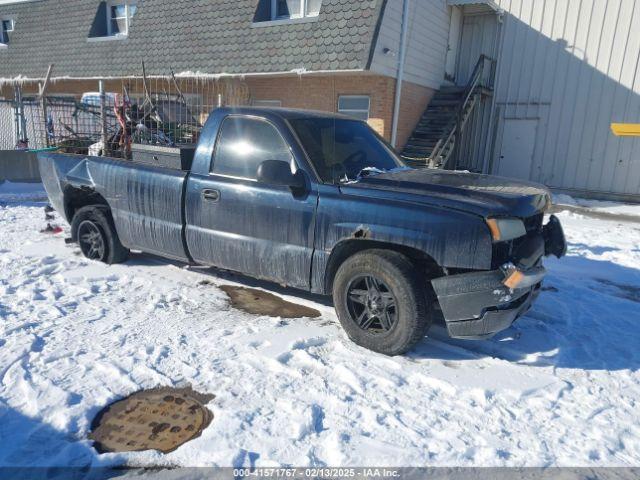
(431, 214, 566, 340)
(431, 267, 544, 339)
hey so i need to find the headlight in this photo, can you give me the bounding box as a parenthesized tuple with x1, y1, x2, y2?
(486, 217, 526, 242)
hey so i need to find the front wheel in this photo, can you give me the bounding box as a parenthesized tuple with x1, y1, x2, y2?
(332, 250, 432, 356)
(71, 206, 129, 264)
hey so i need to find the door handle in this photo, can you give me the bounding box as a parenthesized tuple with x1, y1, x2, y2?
(202, 189, 220, 202)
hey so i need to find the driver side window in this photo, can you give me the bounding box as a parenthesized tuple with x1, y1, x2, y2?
(211, 116, 293, 180)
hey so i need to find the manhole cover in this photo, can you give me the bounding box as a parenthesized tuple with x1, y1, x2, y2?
(89, 386, 214, 454)
(221, 285, 321, 318)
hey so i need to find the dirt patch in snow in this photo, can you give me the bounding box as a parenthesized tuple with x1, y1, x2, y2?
(89, 386, 214, 454)
(221, 285, 321, 318)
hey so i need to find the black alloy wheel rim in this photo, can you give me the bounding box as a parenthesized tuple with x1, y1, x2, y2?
(346, 275, 398, 334)
(78, 220, 106, 261)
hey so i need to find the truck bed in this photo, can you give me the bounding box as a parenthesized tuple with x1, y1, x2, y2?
(38, 152, 191, 261)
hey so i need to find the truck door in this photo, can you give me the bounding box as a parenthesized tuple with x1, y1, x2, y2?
(185, 115, 318, 289)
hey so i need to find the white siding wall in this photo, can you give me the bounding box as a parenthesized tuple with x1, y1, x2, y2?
(451, 10, 500, 173)
(370, 0, 450, 89)
(492, 0, 640, 198)
(457, 12, 499, 84)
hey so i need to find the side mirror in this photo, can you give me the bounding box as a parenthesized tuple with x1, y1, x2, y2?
(257, 160, 305, 190)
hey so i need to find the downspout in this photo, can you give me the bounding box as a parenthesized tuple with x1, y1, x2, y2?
(481, 9, 505, 174)
(391, 0, 411, 149)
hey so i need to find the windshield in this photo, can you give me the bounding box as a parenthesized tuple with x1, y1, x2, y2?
(289, 118, 405, 183)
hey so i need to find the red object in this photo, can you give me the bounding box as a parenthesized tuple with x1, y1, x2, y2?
(40, 224, 64, 234)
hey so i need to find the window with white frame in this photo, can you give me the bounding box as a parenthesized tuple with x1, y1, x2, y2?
(272, 0, 321, 20)
(2, 19, 14, 33)
(338, 95, 370, 121)
(1, 18, 14, 44)
(107, 2, 137, 37)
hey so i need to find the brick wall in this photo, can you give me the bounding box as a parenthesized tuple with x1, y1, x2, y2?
(395, 80, 435, 150)
(246, 74, 397, 140)
(0, 79, 124, 98)
(0, 73, 435, 149)
(246, 74, 434, 148)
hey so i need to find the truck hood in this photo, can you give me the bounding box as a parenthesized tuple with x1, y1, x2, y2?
(342, 169, 551, 218)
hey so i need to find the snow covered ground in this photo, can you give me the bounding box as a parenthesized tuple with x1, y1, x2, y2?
(1, 186, 639, 469)
(553, 193, 640, 219)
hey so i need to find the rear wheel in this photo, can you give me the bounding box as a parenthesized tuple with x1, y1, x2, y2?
(71, 206, 129, 264)
(78, 220, 107, 261)
(333, 249, 432, 356)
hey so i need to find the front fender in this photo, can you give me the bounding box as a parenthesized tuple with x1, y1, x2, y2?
(328, 221, 490, 265)
(310, 186, 493, 293)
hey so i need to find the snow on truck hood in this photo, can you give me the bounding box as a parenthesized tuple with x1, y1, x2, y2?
(343, 168, 551, 218)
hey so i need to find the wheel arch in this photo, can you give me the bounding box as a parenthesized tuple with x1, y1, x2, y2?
(323, 239, 443, 295)
(64, 186, 110, 225)
(69, 203, 130, 264)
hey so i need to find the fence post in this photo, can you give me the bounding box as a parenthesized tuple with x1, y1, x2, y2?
(13, 85, 28, 149)
(38, 64, 54, 148)
(41, 83, 49, 147)
(99, 80, 109, 157)
(12, 86, 20, 148)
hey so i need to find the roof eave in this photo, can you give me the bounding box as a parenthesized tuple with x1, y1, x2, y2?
(0, 68, 368, 85)
(447, 0, 500, 13)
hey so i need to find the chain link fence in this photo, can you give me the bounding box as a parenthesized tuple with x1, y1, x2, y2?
(0, 76, 250, 157)
(0, 100, 17, 150)
(0, 94, 112, 153)
(0, 96, 49, 151)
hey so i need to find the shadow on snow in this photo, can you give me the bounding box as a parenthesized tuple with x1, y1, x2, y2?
(0, 403, 129, 479)
(411, 254, 640, 372)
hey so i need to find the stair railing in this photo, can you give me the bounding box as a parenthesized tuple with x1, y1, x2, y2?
(428, 54, 496, 169)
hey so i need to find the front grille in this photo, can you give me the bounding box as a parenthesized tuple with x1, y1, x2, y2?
(524, 213, 544, 234)
(492, 242, 512, 269)
(491, 213, 545, 269)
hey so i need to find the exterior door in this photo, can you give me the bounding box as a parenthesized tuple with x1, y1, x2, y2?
(496, 118, 538, 180)
(185, 115, 318, 289)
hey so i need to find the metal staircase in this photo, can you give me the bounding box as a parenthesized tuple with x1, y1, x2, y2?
(402, 55, 495, 170)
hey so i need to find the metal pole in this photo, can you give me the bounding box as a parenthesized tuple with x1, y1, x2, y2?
(39, 64, 54, 148)
(13, 86, 20, 147)
(99, 80, 108, 156)
(19, 88, 27, 147)
(14, 85, 28, 148)
(40, 82, 50, 147)
(390, 0, 411, 149)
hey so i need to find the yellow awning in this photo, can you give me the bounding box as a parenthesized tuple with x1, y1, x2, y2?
(611, 123, 640, 137)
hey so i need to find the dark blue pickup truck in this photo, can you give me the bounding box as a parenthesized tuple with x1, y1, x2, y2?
(38, 107, 566, 355)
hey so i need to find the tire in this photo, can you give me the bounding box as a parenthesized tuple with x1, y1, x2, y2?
(71, 205, 129, 265)
(332, 249, 432, 356)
